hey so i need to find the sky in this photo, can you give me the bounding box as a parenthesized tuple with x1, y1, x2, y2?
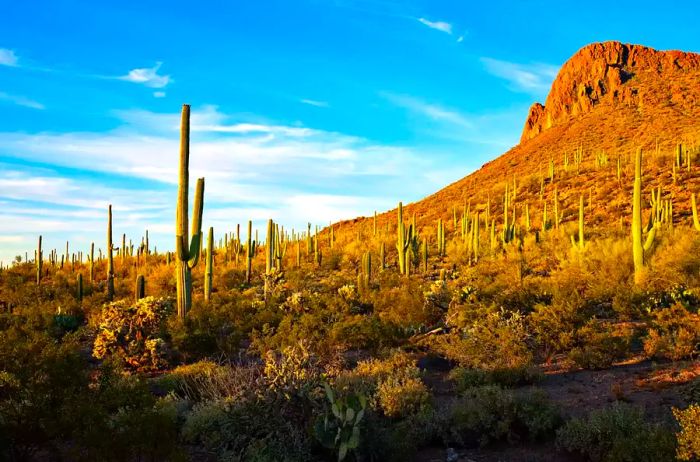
(1, 0, 699, 264)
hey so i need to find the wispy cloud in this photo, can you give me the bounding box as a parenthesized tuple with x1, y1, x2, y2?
(0, 48, 18, 67)
(300, 98, 329, 108)
(0, 91, 45, 110)
(382, 92, 472, 129)
(153, 91, 166, 98)
(480, 57, 559, 96)
(119, 62, 171, 88)
(0, 105, 449, 262)
(382, 91, 524, 149)
(417, 18, 452, 35)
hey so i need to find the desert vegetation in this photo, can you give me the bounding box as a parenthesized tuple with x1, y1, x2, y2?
(1, 100, 700, 461)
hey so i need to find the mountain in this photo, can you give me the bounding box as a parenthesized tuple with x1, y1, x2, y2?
(345, 41, 700, 235)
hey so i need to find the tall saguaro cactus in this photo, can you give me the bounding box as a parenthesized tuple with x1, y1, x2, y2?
(107, 205, 115, 300)
(204, 227, 214, 302)
(36, 236, 42, 284)
(246, 220, 256, 284)
(632, 148, 656, 285)
(396, 202, 410, 275)
(175, 104, 205, 318)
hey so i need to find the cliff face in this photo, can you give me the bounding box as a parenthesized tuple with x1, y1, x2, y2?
(521, 41, 700, 142)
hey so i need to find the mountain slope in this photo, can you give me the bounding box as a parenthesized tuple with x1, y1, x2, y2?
(344, 41, 700, 237)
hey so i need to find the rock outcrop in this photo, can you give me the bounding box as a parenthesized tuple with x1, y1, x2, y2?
(521, 41, 700, 142)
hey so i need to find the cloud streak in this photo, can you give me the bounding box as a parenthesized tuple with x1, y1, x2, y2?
(119, 62, 172, 88)
(0, 91, 44, 109)
(300, 98, 329, 108)
(0, 105, 445, 263)
(417, 18, 452, 34)
(0, 48, 18, 67)
(480, 57, 559, 95)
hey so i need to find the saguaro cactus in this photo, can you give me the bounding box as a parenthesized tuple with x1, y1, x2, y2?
(175, 104, 205, 318)
(396, 202, 411, 275)
(135, 274, 145, 300)
(245, 220, 256, 284)
(36, 236, 42, 284)
(570, 195, 585, 250)
(205, 227, 213, 302)
(632, 148, 656, 285)
(107, 205, 115, 300)
(77, 273, 83, 302)
(89, 242, 95, 283)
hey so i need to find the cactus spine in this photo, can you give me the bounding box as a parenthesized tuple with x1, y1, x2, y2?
(175, 104, 205, 318)
(205, 227, 213, 302)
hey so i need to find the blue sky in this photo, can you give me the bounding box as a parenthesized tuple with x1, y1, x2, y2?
(1, 0, 699, 264)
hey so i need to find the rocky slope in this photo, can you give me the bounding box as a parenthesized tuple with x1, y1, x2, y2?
(521, 41, 700, 142)
(342, 41, 700, 236)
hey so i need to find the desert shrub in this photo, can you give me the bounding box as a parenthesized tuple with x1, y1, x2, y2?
(335, 350, 430, 418)
(556, 403, 676, 461)
(529, 301, 578, 359)
(431, 307, 533, 373)
(93, 297, 174, 370)
(449, 365, 542, 390)
(640, 285, 700, 313)
(263, 340, 324, 397)
(514, 388, 563, 440)
(449, 385, 509, 445)
(674, 403, 700, 461)
(375, 374, 431, 418)
(374, 282, 436, 329)
(182, 397, 315, 462)
(644, 303, 700, 361)
(359, 407, 449, 462)
(448, 385, 560, 447)
(568, 320, 632, 369)
(155, 360, 263, 403)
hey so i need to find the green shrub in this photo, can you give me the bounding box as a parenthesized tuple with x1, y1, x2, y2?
(449, 386, 560, 447)
(556, 403, 676, 461)
(431, 307, 533, 372)
(644, 304, 700, 361)
(568, 320, 632, 369)
(674, 403, 700, 461)
(449, 366, 542, 390)
(93, 297, 174, 371)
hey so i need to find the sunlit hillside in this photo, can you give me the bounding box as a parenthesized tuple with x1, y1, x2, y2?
(2, 36, 700, 462)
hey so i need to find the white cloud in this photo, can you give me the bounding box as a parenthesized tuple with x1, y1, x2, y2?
(0, 91, 44, 110)
(480, 57, 559, 95)
(0, 48, 18, 67)
(0, 235, 25, 243)
(301, 98, 329, 108)
(119, 62, 171, 88)
(0, 105, 451, 262)
(417, 18, 452, 34)
(457, 36, 464, 43)
(153, 91, 166, 98)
